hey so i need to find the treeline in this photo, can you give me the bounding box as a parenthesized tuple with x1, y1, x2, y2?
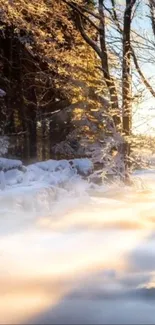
(0, 0, 104, 160)
(1, 0, 155, 176)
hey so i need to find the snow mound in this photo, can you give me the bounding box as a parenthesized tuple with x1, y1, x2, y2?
(70, 158, 93, 176)
(4, 169, 24, 185)
(0, 157, 93, 192)
(33, 159, 71, 172)
(32, 158, 93, 176)
(0, 158, 22, 171)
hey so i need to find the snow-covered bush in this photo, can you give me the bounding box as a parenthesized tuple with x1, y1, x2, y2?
(51, 129, 86, 158)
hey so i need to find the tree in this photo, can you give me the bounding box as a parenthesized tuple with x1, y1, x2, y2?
(62, 0, 139, 180)
(149, 0, 155, 36)
(63, 0, 121, 130)
(0, 0, 100, 159)
(1, 0, 155, 177)
(122, 0, 136, 135)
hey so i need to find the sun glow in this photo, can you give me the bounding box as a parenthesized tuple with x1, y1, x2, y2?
(1, 183, 155, 324)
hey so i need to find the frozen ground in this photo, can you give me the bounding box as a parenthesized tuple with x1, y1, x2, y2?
(0, 158, 155, 324)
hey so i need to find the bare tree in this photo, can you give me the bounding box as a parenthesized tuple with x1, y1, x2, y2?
(62, 0, 140, 181)
(63, 0, 121, 130)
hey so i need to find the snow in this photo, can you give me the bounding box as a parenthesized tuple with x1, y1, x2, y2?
(0, 157, 22, 171)
(33, 158, 93, 175)
(4, 169, 24, 186)
(0, 157, 155, 324)
(69, 158, 93, 175)
(132, 169, 155, 191)
(0, 171, 5, 190)
(33, 159, 70, 172)
(0, 157, 93, 192)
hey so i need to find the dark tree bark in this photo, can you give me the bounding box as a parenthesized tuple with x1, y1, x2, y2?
(149, 0, 155, 36)
(26, 89, 37, 158)
(98, 0, 120, 129)
(0, 26, 15, 134)
(122, 0, 136, 180)
(122, 0, 136, 135)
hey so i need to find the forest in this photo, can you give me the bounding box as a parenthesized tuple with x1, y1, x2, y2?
(1, 2, 155, 324)
(0, 0, 155, 175)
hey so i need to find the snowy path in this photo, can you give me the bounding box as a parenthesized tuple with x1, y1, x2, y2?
(0, 168, 155, 324)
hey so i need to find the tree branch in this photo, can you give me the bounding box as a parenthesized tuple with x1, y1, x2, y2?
(24, 98, 71, 113)
(75, 13, 102, 58)
(125, 0, 137, 13)
(62, 0, 100, 31)
(108, 1, 155, 98)
(131, 48, 155, 97)
(80, 6, 100, 20)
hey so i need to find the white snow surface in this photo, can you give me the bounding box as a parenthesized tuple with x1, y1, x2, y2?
(0, 158, 155, 324)
(34, 158, 93, 175)
(0, 157, 93, 191)
(0, 157, 22, 170)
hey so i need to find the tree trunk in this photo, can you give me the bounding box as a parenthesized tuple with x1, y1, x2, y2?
(42, 116, 46, 160)
(122, 1, 133, 136)
(26, 85, 37, 158)
(99, 0, 121, 130)
(27, 105, 37, 158)
(122, 0, 136, 179)
(122, 0, 132, 175)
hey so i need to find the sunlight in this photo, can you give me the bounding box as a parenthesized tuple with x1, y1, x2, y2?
(0, 186, 154, 324)
(1, 0, 155, 323)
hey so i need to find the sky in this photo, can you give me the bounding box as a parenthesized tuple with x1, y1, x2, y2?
(114, 0, 155, 135)
(94, 0, 155, 134)
(131, 0, 155, 135)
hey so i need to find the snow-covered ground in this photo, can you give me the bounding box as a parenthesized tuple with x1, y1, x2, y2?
(0, 157, 93, 191)
(0, 158, 155, 324)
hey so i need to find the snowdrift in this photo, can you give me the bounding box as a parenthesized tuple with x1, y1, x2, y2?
(0, 157, 93, 191)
